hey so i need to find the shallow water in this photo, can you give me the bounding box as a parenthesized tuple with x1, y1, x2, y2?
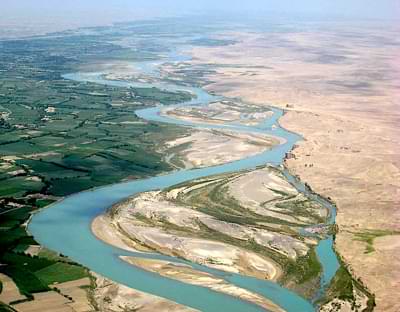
(29, 52, 339, 311)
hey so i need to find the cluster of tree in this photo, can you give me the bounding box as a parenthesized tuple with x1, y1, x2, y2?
(0, 117, 11, 129)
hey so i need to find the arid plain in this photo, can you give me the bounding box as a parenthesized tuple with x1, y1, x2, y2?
(170, 22, 400, 311)
(2, 16, 398, 312)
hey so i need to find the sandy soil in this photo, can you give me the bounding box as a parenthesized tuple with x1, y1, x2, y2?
(51, 278, 93, 312)
(92, 160, 329, 281)
(164, 128, 280, 168)
(184, 22, 400, 311)
(92, 273, 197, 312)
(92, 182, 286, 280)
(6, 277, 93, 312)
(113, 218, 279, 279)
(13, 291, 73, 312)
(227, 168, 326, 224)
(128, 187, 309, 260)
(320, 285, 369, 312)
(91, 214, 150, 253)
(0, 273, 26, 305)
(24, 245, 41, 256)
(164, 100, 274, 126)
(121, 257, 284, 312)
(92, 165, 331, 293)
(78, 61, 140, 77)
(228, 169, 297, 205)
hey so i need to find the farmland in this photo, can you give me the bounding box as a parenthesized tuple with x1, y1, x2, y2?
(0, 26, 193, 310)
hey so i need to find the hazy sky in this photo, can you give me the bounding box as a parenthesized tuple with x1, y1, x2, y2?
(2, 0, 399, 17)
(1, 0, 399, 37)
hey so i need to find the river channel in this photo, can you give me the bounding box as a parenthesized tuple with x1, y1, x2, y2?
(29, 52, 339, 312)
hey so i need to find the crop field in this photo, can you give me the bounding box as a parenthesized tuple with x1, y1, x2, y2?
(0, 206, 89, 297)
(0, 27, 195, 200)
(0, 24, 195, 307)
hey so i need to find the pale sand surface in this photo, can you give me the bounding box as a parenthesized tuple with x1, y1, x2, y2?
(121, 257, 284, 312)
(227, 168, 327, 225)
(0, 273, 26, 305)
(91, 214, 150, 253)
(13, 291, 73, 312)
(92, 191, 283, 281)
(184, 23, 400, 311)
(8, 278, 93, 312)
(164, 100, 274, 126)
(91, 165, 329, 302)
(228, 169, 297, 205)
(112, 215, 279, 279)
(164, 128, 280, 168)
(92, 273, 197, 312)
(320, 288, 369, 312)
(51, 278, 93, 312)
(24, 245, 41, 256)
(91, 165, 330, 281)
(127, 189, 308, 260)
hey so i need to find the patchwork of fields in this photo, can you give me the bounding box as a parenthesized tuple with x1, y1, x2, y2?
(0, 26, 196, 311)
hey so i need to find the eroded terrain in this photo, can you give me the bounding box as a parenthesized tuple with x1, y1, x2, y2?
(168, 23, 400, 311)
(163, 128, 279, 169)
(2, 17, 397, 312)
(93, 166, 332, 300)
(93, 273, 196, 312)
(164, 100, 274, 126)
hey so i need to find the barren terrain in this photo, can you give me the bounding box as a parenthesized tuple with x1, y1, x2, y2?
(121, 257, 284, 312)
(93, 167, 331, 300)
(164, 100, 274, 126)
(180, 23, 400, 311)
(92, 274, 196, 312)
(163, 128, 280, 169)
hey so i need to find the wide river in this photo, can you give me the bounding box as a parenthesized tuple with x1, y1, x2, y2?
(29, 53, 339, 312)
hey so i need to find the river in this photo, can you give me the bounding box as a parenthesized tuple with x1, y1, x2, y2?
(28, 51, 339, 312)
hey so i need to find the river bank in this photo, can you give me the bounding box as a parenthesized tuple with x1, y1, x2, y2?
(29, 71, 318, 311)
(185, 25, 399, 310)
(28, 27, 358, 311)
(91, 159, 341, 302)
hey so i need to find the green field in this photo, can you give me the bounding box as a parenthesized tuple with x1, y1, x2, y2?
(35, 262, 87, 285)
(0, 207, 91, 298)
(0, 25, 194, 308)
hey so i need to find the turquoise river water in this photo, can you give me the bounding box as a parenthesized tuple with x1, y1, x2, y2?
(29, 53, 339, 312)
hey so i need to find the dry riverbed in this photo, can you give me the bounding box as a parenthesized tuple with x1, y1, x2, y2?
(164, 100, 274, 126)
(121, 257, 284, 312)
(92, 166, 329, 301)
(92, 273, 196, 312)
(167, 24, 400, 311)
(162, 128, 280, 169)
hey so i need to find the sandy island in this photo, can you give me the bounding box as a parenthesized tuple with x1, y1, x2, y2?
(92, 164, 331, 305)
(162, 127, 281, 169)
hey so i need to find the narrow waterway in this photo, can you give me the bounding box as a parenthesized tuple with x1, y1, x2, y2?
(29, 53, 339, 312)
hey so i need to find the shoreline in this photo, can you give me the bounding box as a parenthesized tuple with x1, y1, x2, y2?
(120, 256, 285, 312)
(29, 90, 326, 312)
(89, 152, 339, 299)
(185, 27, 400, 310)
(28, 60, 334, 312)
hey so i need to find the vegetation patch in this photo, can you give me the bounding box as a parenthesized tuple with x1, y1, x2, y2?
(353, 229, 398, 254)
(321, 253, 376, 312)
(35, 262, 88, 285)
(144, 171, 327, 298)
(0, 24, 197, 304)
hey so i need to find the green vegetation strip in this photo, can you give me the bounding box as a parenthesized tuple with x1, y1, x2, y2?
(141, 172, 326, 298)
(353, 229, 399, 254)
(0, 206, 90, 298)
(0, 27, 197, 302)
